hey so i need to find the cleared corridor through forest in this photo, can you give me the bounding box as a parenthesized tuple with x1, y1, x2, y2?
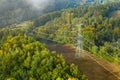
(45, 42, 120, 80)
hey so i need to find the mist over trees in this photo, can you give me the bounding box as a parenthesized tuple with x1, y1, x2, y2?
(0, 0, 120, 80)
(0, 0, 79, 27)
(0, 0, 114, 27)
(34, 1, 120, 64)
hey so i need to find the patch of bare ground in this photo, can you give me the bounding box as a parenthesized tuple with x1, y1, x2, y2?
(46, 43, 120, 80)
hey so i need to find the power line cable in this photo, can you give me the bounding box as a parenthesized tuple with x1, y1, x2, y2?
(36, 32, 120, 79)
(37, 31, 120, 79)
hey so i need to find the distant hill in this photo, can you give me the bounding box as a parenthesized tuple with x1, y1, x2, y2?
(0, 0, 120, 66)
(0, 0, 117, 27)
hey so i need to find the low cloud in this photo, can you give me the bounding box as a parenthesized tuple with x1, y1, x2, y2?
(25, 0, 55, 10)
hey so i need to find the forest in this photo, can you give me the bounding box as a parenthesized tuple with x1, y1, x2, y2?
(34, 1, 120, 64)
(0, 35, 86, 80)
(0, 0, 120, 80)
(0, 0, 81, 27)
(0, 0, 113, 27)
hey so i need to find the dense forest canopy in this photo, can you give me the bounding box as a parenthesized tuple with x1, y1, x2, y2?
(34, 1, 120, 63)
(0, 0, 116, 27)
(0, 0, 79, 27)
(0, 1, 120, 63)
(0, 35, 86, 80)
(0, 0, 120, 80)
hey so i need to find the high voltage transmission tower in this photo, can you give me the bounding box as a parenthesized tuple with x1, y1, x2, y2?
(75, 24, 84, 59)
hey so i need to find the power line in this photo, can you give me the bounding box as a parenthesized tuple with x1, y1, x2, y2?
(34, 1, 120, 79)
(37, 31, 120, 79)
(37, 31, 118, 58)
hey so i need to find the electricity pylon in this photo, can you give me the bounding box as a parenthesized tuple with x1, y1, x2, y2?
(75, 24, 84, 59)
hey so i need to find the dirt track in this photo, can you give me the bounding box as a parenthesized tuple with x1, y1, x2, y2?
(46, 43, 120, 80)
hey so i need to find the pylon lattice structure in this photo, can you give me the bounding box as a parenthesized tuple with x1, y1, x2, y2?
(75, 24, 84, 59)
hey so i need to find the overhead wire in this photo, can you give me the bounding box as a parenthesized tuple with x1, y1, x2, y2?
(36, 30, 120, 79)
(35, 1, 120, 79)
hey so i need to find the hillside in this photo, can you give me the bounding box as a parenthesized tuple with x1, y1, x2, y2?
(46, 42, 120, 80)
(0, 0, 120, 66)
(0, 35, 87, 80)
(34, 1, 120, 65)
(0, 0, 115, 27)
(0, 0, 120, 80)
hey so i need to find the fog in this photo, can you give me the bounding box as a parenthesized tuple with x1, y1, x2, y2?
(25, 0, 55, 10)
(0, 0, 76, 27)
(0, 0, 55, 12)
